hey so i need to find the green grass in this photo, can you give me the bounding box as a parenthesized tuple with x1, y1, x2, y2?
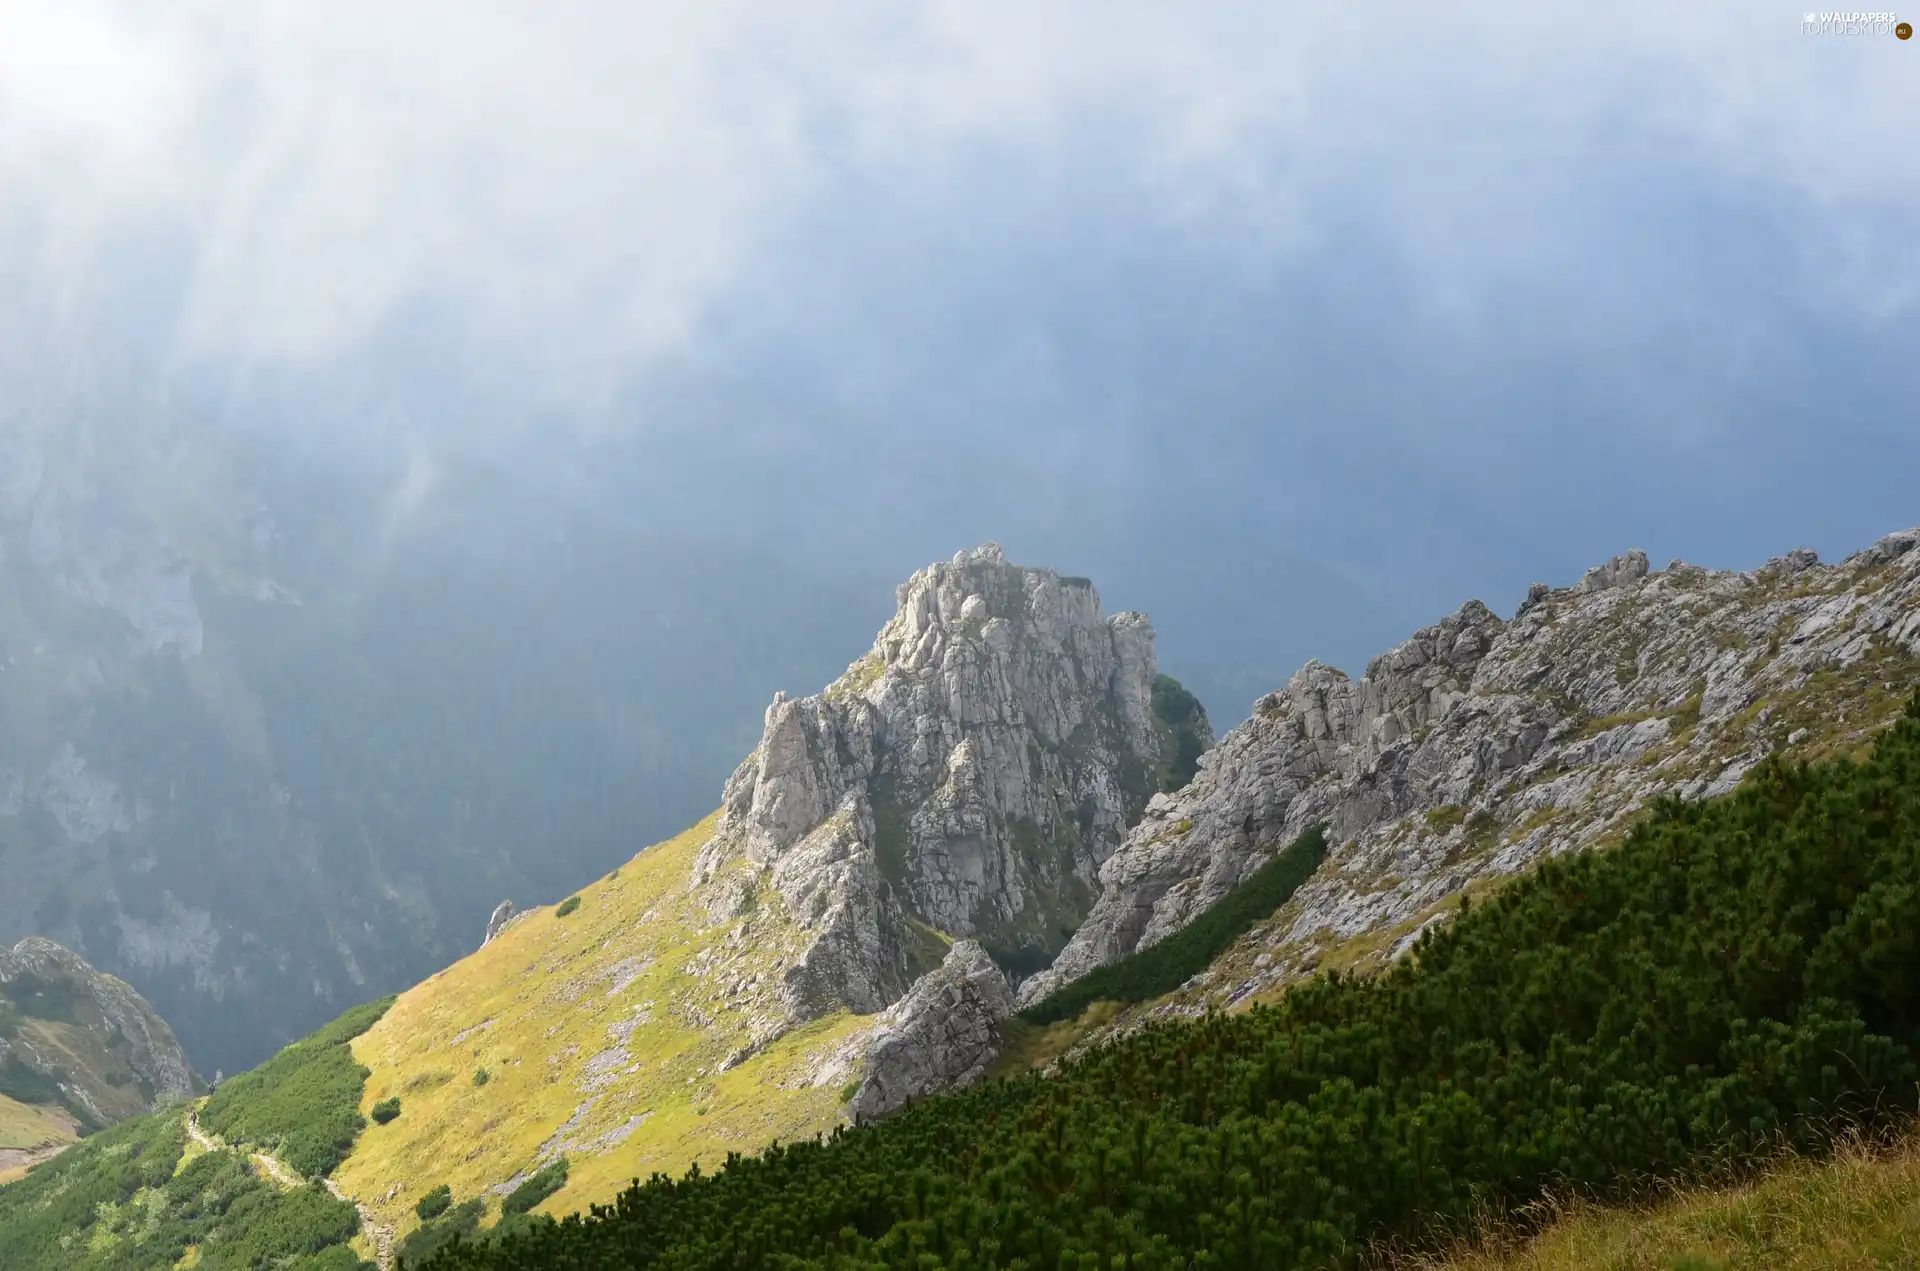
(554, 896, 581, 919)
(199, 996, 395, 1178)
(1018, 824, 1328, 1025)
(0, 1092, 75, 1152)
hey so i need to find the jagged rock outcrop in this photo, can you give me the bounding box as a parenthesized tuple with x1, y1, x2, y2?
(0, 937, 203, 1127)
(483, 901, 518, 946)
(845, 940, 1014, 1123)
(1020, 529, 1920, 1014)
(696, 542, 1186, 1027)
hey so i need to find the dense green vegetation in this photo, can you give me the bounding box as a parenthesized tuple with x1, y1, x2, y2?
(1151, 674, 1210, 793)
(1020, 824, 1329, 1026)
(502, 1157, 569, 1215)
(199, 997, 395, 1178)
(556, 895, 583, 918)
(398, 1199, 488, 1267)
(395, 1191, 566, 1269)
(415, 696, 1920, 1269)
(372, 1096, 402, 1125)
(0, 1108, 371, 1270)
(418, 1184, 455, 1220)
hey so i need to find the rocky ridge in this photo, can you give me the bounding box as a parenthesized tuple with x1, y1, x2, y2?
(0, 936, 203, 1131)
(1020, 530, 1920, 1026)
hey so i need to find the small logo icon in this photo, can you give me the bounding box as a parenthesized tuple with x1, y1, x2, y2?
(1898, 19, 1913, 35)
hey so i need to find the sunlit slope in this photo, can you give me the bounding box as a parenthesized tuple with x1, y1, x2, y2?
(336, 814, 871, 1242)
(0, 1094, 71, 1151)
(1427, 1137, 1920, 1271)
(0, 1094, 76, 1186)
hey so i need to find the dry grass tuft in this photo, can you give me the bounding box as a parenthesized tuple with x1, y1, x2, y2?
(1391, 1131, 1920, 1271)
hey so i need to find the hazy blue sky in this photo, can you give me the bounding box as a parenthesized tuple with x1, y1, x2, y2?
(2, 3, 1915, 717)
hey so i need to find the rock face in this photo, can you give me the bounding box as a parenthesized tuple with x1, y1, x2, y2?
(0, 936, 203, 1128)
(846, 940, 1014, 1124)
(483, 902, 518, 946)
(696, 543, 1184, 1029)
(1020, 529, 1920, 1014)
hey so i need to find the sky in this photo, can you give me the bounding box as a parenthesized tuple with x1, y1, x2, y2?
(1, 2, 1916, 718)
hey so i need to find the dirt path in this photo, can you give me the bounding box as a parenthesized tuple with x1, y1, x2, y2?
(252, 1150, 302, 1188)
(189, 1104, 394, 1270)
(326, 1177, 397, 1271)
(185, 1108, 220, 1152)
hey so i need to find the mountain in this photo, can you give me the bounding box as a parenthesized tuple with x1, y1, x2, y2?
(0, 937, 200, 1183)
(0, 395, 887, 1076)
(1016, 529, 1920, 1029)
(409, 685, 1920, 1269)
(305, 544, 1206, 1249)
(10, 527, 1916, 1269)
(358, 523, 1912, 1263)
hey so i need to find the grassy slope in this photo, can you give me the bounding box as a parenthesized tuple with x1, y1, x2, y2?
(335, 814, 872, 1245)
(0, 1092, 75, 1151)
(0, 1093, 76, 1185)
(1421, 1136, 1920, 1271)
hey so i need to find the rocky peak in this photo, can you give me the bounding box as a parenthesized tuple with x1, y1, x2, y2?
(1576, 548, 1650, 593)
(1021, 531, 1920, 1015)
(696, 543, 1186, 1028)
(483, 901, 518, 946)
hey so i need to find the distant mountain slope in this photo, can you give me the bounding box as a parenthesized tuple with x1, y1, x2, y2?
(1020, 528, 1920, 1024)
(0, 397, 887, 1076)
(0, 935, 201, 1180)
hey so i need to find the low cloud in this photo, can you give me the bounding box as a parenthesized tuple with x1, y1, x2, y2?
(0, 2, 1912, 428)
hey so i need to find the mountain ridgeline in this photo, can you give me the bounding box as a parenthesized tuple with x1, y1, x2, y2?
(415, 690, 1920, 1269)
(3, 529, 1917, 1271)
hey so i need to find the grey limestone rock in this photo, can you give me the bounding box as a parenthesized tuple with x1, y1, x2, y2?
(696, 542, 1174, 1029)
(1576, 549, 1650, 594)
(846, 940, 1014, 1123)
(483, 901, 518, 946)
(1020, 529, 1920, 1016)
